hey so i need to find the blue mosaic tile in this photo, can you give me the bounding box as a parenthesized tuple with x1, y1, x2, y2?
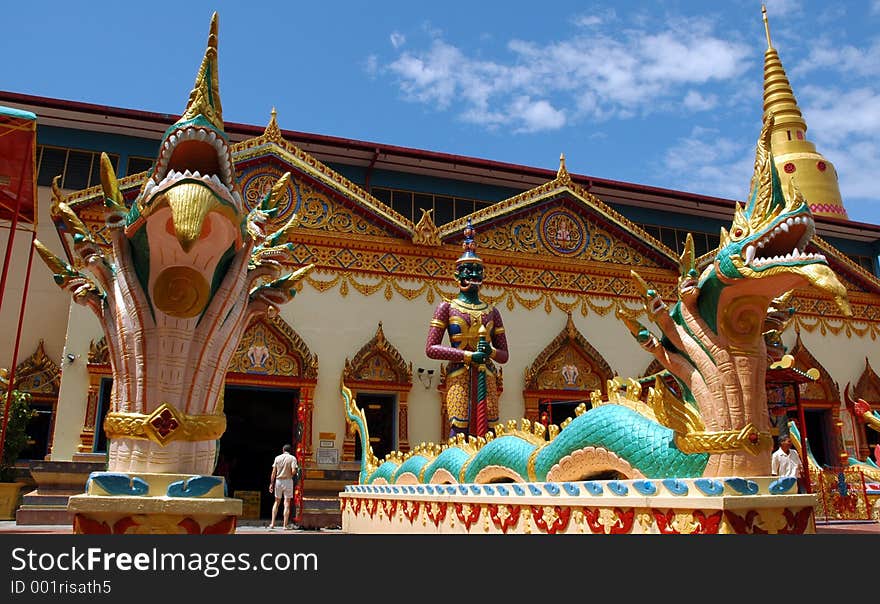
(496, 485, 509, 496)
(459, 485, 469, 495)
(607, 481, 629, 496)
(583, 481, 604, 495)
(769, 477, 797, 494)
(563, 482, 580, 496)
(512, 484, 526, 496)
(694, 478, 724, 496)
(632, 480, 657, 496)
(544, 483, 560, 496)
(528, 484, 542, 496)
(470, 485, 481, 494)
(416, 486, 425, 494)
(483, 485, 495, 495)
(725, 478, 758, 495)
(662, 479, 689, 496)
(92, 473, 149, 496)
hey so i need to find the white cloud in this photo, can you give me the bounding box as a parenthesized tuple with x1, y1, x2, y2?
(390, 31, 406, 49)
(802, 86, 880, 145)
(796, 40, 880, 78)
(573, 15, 603, 27)
(383, 16, 752, 133)
(683, 90, 718, 111)
(509, 97, 566, 133)
(661, 127, 753, 200)
(364, 54, 378, 77)
(763, 0, 803, 16)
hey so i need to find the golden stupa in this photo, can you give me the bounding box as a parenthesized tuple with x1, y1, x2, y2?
(761, 5, 848, 220)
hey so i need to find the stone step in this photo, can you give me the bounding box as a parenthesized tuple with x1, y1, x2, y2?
(16, 506, 74, 526)
(21, 493, 77, 507)
(301, 497, 341, 512)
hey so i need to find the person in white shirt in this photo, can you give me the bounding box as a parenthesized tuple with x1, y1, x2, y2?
(771, 435, 804, 492)
(268, 444, 298, 530)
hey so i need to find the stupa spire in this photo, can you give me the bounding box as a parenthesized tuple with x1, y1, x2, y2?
(760, 5, 847, 219)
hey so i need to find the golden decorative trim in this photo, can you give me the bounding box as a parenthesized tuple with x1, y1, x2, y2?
(674, 424, 773, 456)
(343, 322, 412, 383)
(88, 337, 110, 365)
(262, 108, 284, 143)
(228, 315, 318, 378)
(103, 403, 226, 446)
(851, 358, 880, 404)
(450, 298, 489, 311)
(14, 340, 61, 395)
(412, 209, 441, 247)
(231, 135, 414, 235)
(523, 312, 614, 390)
(439, 175, 678, 266)
(789, 333, 839, 401)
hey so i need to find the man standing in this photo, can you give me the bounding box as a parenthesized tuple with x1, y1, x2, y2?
(771, 435, 804, 492)
(268, 444, 298, 530)
(425, 220, 509, 438)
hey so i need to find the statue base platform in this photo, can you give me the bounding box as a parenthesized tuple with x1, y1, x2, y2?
(16, 460, 107, 525)
(340, 476, 817, 534)
(68, 472, 242, 534)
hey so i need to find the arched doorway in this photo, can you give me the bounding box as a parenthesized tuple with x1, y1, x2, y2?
(12, 340, 60, 461)
(341, 322, 412, 461)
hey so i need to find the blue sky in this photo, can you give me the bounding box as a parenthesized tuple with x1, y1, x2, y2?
(4, 0, 880, 224)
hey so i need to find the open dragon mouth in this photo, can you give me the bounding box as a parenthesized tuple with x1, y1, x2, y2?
(142, 124, 240, 207)
(741, 213, 825, 268)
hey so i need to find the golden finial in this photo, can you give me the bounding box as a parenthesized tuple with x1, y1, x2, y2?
(762, 5, 773, 49)
(556, 153, 571, 183)
(263, 106, 283, 142)
(412, 208, 441, 246)
(180, 12, 223, 131)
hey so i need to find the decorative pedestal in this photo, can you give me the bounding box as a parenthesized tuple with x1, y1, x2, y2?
(340, 476, 817, 535)
(0, 482, 26, 520)
(68, 472, 242, 534)
(16, 460, 107, 525)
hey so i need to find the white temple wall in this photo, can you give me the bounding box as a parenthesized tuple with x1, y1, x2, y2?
(0, 186, 70, 371)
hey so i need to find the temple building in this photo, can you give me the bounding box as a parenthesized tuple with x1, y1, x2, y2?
(1, 9, 879, 525)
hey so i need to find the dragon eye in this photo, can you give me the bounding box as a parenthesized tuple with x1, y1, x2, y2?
(734, 228, 743, 237)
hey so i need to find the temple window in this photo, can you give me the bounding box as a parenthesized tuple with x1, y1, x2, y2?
(36, 145, 119, 190)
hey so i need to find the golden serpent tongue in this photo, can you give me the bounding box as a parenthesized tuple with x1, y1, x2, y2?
(160, 181, 239, 252)
(794, 262, 852, 316)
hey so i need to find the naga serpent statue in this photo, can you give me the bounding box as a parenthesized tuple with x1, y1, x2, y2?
(343, 112, 851, 485)
(35, 13, 314, 476)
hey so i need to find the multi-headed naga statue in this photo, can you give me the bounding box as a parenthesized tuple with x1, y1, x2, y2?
(344, 113, 851, 485)
(35, 14, 313, 476)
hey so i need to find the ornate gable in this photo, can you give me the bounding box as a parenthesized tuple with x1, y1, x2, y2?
(56, 111, 415, 264)
(232, 111, 414, 240)
(790, 331, 839, 402)
(811, 236, 880, 296)
(88, 337, 110, 365)
(14, 340, 60, 396)
(849, 358, 880, 405)
(439, 156, 678, 271)
(343, 322, 412, 384)
(228, 315, 318, 378)
(523, 313, 614, 393)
